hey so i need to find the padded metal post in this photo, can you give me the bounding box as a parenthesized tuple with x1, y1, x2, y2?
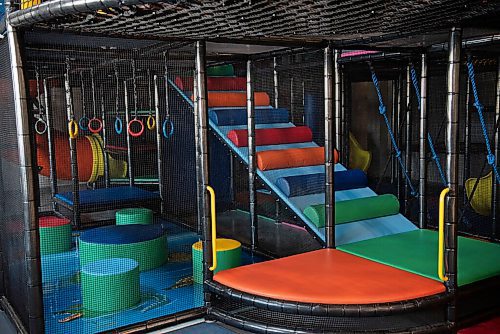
(492, 57, 500, 240)
(334, 49, 342, 163)
(273, 57, 279, 108)
(419, 53, 428, 229)
(404, 64, 412, 215)
(463, 75, 472, 200)
(324, 45, 335, 248)
(193, 66, 203, 236)
(123, 80, 134, 187)
(64, 59, 81, 229)
(100, 86, 110, 188)
(247, 59, 258, 251)
(445, 27, 461, 324)
(195, 41, 213, 283)
(154, 75, 164, 215)
(43, 79, 58, 208)
(8, 21, 44, 332)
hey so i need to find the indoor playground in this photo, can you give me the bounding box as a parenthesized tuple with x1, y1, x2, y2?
(0, 1, 500, 334)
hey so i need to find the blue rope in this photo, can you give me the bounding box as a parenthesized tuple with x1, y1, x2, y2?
(466, 57, 500, 184)
(409, 64, 448, 186)
(370, 65, 418, 196)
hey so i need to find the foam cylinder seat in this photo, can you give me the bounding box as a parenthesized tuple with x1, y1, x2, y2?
(227, 126, 313, 147)
(81, 258, 140, 312)
(303, 194, 400, 228)
(39, 216, 72, 255)
(79, 224, 167, 271)
(276, 169, 368, 197)
(192, 239, 241, 284)
(116, 208, 153, 225)
(257, 147, 338, 171)
(209, 108, 289, 126)
(207, 64, 234, 77)
(199, 92, 270, 107)
(175, 76, 246, 91)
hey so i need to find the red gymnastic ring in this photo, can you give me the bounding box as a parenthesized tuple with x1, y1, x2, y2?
(88, 117, 103, 133)
(128, 118, 145, 137)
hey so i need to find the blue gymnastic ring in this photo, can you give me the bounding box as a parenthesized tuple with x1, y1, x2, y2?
(115, 116, 123, 134)
(162, 119, 174, 139)
(79, 116, 90, 130)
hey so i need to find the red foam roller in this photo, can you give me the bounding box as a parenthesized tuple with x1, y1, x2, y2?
(228, 126, 313, 147)
(39, 216, 71, 228)
(175, 76, 246, 91)
(191, 92, 271, 107)
(257, 147, 339, 171)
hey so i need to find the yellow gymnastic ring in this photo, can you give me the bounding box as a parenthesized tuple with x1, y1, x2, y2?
(147, 115, 156, 130)
(68, 120, 79, 139)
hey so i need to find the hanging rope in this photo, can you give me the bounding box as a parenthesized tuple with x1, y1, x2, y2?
(466, 56, 500, 184)
(409, 64, 448, 186)
(369, 63, 418, 196)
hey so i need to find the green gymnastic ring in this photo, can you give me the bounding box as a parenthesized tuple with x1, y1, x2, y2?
(115, 208, 153, 225)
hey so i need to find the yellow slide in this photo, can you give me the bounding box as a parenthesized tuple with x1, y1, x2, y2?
(87, 134, 128, 183)
(349, 132, 372, 172)
(465, 171, 492, 216)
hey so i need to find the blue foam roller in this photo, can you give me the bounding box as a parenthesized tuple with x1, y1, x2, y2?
(275, 169, 368, 197)
(209, 108, 289, 126)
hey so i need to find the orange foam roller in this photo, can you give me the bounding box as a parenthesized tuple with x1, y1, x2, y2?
(36, 131, 94, 181)
(256, 147, 339, 171)
(191, 92, 271, 107)
(175, 76, 246, 91)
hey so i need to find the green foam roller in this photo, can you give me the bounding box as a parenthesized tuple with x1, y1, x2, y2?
(303, 194, 400, 228)
(207, 64, 234, 77)
(116, 208, 153, 225)
(192, 239, 241, 284)
(81, 258, 140, 313)
(79, 225, 168, 271)
(39, 216, 72, 255)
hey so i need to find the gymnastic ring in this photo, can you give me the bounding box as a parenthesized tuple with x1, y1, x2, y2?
(34, 118, 47, 135)
(68, 120, 79, 139)
(147, 115, 156, 130)
(128, 118, 145, 137)
(115, 117, 123, 134)
(162, 119, 174, 139)
(78, 116, 90, 130)
(88, 117, 103, 133)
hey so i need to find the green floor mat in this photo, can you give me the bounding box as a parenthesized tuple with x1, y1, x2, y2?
(339, 229, 500, 286)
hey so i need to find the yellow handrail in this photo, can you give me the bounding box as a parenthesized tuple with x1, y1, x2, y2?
(207, 186, 218, 271)
(438, 187, 450, 282)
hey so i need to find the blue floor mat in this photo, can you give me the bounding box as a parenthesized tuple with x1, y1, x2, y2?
(173, 322, 237, 334)
(55, 186, 160, 207)
(41, 220, 260, 334)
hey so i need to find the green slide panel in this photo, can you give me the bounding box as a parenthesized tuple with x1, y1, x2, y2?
(303, 194, 400, 228)
(339, 229, 500, 286)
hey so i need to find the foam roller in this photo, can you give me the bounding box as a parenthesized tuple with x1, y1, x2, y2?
(303, 194, 400, 228)
(228, 126, 313, 147)
(192, 239, 241, 284)
(175, 76, 246, 91)
(199, 92, 270, 107)
(276, 169, 368, 197)
(257, 147, 338, 171)
(207, 64, 234, 77)
(209, 108, 289, 126)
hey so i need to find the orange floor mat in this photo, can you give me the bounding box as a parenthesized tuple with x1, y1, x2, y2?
(214, 249, 446, 304)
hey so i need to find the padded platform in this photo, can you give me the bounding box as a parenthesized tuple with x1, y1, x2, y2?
(55, 186, 160, 207)
(339, 229, 500, 286)
(214, 249, 445, 304)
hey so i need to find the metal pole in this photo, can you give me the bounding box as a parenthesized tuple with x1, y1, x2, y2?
(124, 81, 134, 187)
(7, 21, 44, 333)
(100, 86, 110, 188)
(154, 75, 164, 215)
(324, 45, 335, 248)
(43, 79, 58, 207)
(445, 27, 461, 326)
(391, 79, 398, 183)
(404, 64, 413, 214)
(247, 60, 257, 252)
(64, 59, 81, 229)
(334, 49, 342, 163)
(196, 41, 213, 285)
(492, 57, 500, 240)
(463, 75, 472, 191)
(419, 54, 428, 229)
(341, 68, 349, 166)
(193, 68, 203, 235)
(273, 57, 279, 108)
(290, 77, 295, 122)
(396, 70, 403, 199)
